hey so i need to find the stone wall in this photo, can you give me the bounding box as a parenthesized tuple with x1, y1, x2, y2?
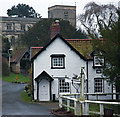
(11, 62, 20, 74)
(48, 5, 76, 27)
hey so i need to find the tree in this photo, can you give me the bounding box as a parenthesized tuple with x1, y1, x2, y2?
(2, 36, 10, 76)
(79, 2, 120, 93)
(101, 11, 120, 95)
(2, 56, 10, 76)
(79, 2, 118, 38)
(20, 18, 52, 47)
(20, 18, 87, 47)
(7, 4, 41, 18)
(59, 20, 87, 39)
(2, 36, 10, 58)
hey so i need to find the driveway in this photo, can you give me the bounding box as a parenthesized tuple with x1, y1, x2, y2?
(2, 81, 57, 116)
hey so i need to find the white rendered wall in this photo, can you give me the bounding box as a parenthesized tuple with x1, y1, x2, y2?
(51, 78, 59, 99)
(33, 37, 86, 99)
(34, 81, 37, 100)
(88, 61, 112, 100)
(34, 37, 86, 78)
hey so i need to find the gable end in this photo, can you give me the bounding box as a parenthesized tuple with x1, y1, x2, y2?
(31, 34, 87, 61)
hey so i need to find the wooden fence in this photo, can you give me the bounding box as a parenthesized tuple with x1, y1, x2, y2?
(59, 94, 120, 116)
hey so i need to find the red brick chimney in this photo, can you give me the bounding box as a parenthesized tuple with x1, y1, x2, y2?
(50, 20, 60, 39)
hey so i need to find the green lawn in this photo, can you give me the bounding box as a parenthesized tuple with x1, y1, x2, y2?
(89, 103, 100, 112)
(2, 72, 30, 83)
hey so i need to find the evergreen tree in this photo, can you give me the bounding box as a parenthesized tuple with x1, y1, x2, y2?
(7, 4, 41, 18)
(20, 19, 87, 47)
(100, 10, 120, 94)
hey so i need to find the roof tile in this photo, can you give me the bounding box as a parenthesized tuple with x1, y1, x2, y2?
(10, 48, 28, 63)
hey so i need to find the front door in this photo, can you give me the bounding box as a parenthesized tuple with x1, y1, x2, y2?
(39, 79, 50, 101)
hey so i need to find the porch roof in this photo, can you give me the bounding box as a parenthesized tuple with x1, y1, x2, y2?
(35, 71, 54, 82)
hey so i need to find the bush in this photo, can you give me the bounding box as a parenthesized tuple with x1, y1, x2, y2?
(2, 56, 10, 76)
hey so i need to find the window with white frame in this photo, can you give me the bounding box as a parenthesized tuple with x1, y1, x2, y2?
(51, 54, 65, 69)
(94, 56, 104, 67)
(94, 78, 104, 93)
(59, 79, 70, 93)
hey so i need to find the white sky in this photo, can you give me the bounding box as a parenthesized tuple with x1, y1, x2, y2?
(0, 0, 119, 18)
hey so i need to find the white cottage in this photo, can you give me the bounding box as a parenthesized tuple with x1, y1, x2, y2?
(31, 34, 87, 101)
(31, 34, 113, 101)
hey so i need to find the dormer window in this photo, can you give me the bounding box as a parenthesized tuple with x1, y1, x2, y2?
(51, 54, 65, 69)
(93, 55, 104, 67)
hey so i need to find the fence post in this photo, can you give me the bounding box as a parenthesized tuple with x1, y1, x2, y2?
(67, 99, 70, 111)
(74, 101, 81, 115)
(85, 102, 89, 115)
(59, 96, 62, 108)
(82, 102, 85, 115)
(74, 100, 77, 115)
(100, 104, 104, 115)
(96, 95, 98, 100)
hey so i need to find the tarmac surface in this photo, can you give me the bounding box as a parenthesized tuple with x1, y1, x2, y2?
(2, 81, 58, 116)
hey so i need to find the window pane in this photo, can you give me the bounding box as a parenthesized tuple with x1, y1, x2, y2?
(59, 79, 70, 93)
(94, 78, 103, 93)
(52, 57, 64, 67)
(94, 56, 104, 66)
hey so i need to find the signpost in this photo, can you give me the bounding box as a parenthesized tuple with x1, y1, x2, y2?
(65, 67, 87, 101)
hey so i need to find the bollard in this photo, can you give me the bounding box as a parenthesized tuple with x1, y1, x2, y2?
(16, 75, 18, 80)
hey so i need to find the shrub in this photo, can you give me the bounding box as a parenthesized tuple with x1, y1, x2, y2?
(2, 56, 10, 76)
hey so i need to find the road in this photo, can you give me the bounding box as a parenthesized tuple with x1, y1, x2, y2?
(2, 81, 56, 116)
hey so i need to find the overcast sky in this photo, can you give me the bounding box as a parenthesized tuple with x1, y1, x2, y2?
(0, 0, 119, 18)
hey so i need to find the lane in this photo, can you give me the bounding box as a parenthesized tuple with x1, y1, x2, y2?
(2, 81, 55, 116)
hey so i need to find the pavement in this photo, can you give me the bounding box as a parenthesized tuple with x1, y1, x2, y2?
(2, 80, 59, 116)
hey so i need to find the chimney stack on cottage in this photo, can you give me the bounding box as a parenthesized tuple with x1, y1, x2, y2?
(50, 20, 60, 39)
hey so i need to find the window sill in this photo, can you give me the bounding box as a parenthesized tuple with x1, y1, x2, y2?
(59, 92, 70, 94)
(94, 92, 104, 94)
(93, 66, 104, 69)
(51, 67, 65, 69)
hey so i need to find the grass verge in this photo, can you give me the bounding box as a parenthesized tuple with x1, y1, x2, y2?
(2, 72, 30, 83)
(89, 103, 100, 112)
(62, 100, 120, 115)
(21, 91, 33, 103)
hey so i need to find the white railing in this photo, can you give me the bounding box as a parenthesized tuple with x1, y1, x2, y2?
(59, 92, 120, 100)
(59, 94, 120, 116)
(59, 95, 80, 115)
(85, 92, 120, 100)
